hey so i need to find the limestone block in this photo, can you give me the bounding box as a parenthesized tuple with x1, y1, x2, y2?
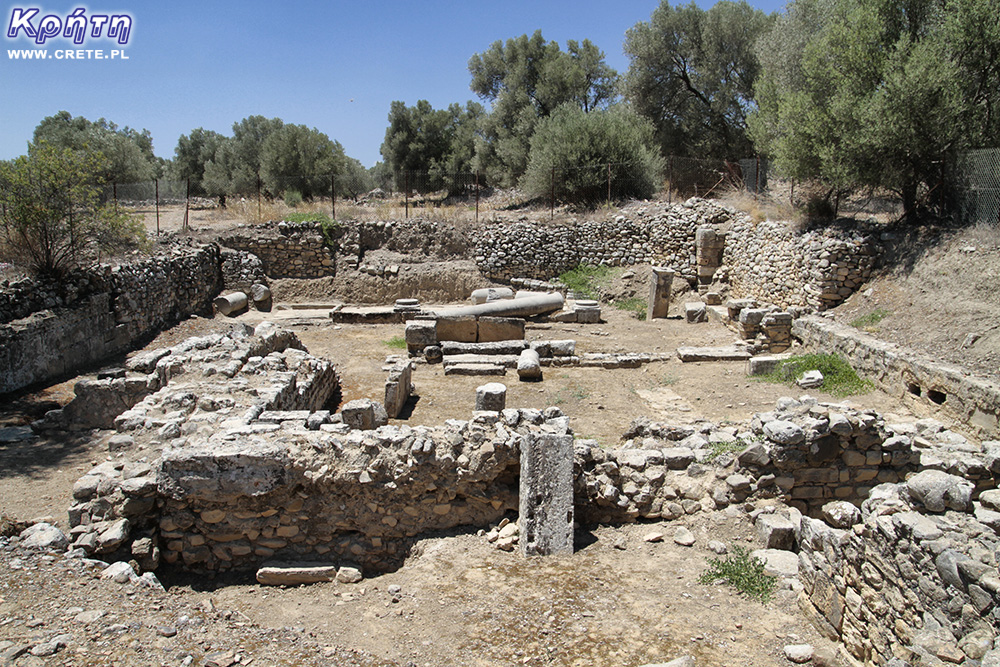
(676, 345, 752, 362)
(256, 562, 338, 586)
(520, 433, 574, 556)
(747, 354, 792, 376)
(906, 470, 973, 512)
(404, 320, 437, 352)
(756, 513, 796, 550)
(341, 399, 389, 431)
(214, 292, 248, 316)
(517, 348, 542, 380)
(384, 361, 413, 419)
(436, 314, 478, 343)
(751, 548, 799, 577)
(475, 383, 507, 412)
(477, 316, 525, 343)
(443, 363, 506, 376)
(647, 267, 674, 320)
(684, 302, 708, 324)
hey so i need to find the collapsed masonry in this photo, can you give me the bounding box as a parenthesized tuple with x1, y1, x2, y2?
(32, 325, 1000, 665)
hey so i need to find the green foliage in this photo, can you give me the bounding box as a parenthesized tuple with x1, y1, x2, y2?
(261, 124, 345, 200)
(281, 211, 341, 247)
(170, 127, 225, 195)
(469, 31, 619, 185)
(0, 142, 146, 277)
(699, 546, 777, 603)
(703, 437, 758, 463)
(850, 308, 890, 330)
(756, 353, 873, 397)
(203, 115, 285, 196)
(749, 0, 1000, 215)
(283, 189, 303, 208)
(623, 1, 774, 159)
(384, 336, 407, 350)
(380, 100, 484, 193)
(613, 296, 647, 320)
(557, 264, 614, 298)
(32, 110, 159, 183)
(520, 105, 664, 204)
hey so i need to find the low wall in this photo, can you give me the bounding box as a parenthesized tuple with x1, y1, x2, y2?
(219, 222, 336, 279)
(793, 316, 1000, 439)
(725, 219, 877, 310)
(0, 244, 222, 394)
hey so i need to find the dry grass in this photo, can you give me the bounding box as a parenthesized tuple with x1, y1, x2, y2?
(718, 187, 803, 226)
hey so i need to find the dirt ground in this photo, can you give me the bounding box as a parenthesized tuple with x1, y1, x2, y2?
(1, 298, 929, 667)
(2, 200, 996, 666)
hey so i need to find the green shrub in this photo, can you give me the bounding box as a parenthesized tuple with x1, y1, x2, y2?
(756, 353, 873, 397)
(698, 546, 776, 603)
(520, 104, 664, 205)
(283, 189, 304, 208)
(703, 438, 752, 463)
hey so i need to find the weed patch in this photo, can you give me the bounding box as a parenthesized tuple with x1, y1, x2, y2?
(613, 296, 647, 320)
(557, 265, 615, 299)
(850, 308, 890, 331)
(702, 439, 751, 463)
(698, 546, 776, 604)
(383, 336, 407, 350)
(754, 353, 873, 397)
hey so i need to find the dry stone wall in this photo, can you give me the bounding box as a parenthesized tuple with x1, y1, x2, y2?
(725, 219, 878, 310)
(0, 243, 221, 394)
(474, 199, 733, 283)
(794, 316, 1000, 440)
(219, 222, 336, 279)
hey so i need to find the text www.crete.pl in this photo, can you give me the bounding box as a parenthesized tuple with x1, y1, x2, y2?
(8, 48, 128, 59)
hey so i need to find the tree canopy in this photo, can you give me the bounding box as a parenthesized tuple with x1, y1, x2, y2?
(32, 111, 161, 183)
(170, 128, 225, 195)
(749, 0, 1000, 214)
(469, 31, 619, 185)
(0, 142, 145, 276)
(623, 1, 774, 160)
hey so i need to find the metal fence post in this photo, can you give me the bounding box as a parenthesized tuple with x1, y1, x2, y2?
(154, 179, 160, 236)
(331, 174, 336, 220)
(405, 172, 410, 219)
(755, 155, 761, 199)
(184, 178, 190, 232)
(113, 182, 118, 213)
(607, 163, 612, 207)
(256, 176, 262, 221)
(550, 167, 555, 220)
(668, 157, 674, 205)
(475, 171, 480, 224)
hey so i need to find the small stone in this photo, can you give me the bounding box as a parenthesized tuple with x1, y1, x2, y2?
(19, 523, 69, 551)
(783, 644, 813, 664)
(157, 626, 178, 638)
(336, 566, 363, 584)
(708, 540, 728, 555)
(101, 561, 137, 584)
(644, 531, 665, 543)
(674, 527, 696, 547)
(796, 371, 823, 389)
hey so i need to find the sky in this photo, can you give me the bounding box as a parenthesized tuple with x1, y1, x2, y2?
(1, 0, 787, 168)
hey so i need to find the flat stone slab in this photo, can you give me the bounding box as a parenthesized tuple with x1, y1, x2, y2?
(0, 426, 35, 443)
(676, 345, 752, 362)
(441, 340, 529, 356)
(443, 363, 506, 376)
(256, 562, 339, 586)
(443, 354, 520, 368)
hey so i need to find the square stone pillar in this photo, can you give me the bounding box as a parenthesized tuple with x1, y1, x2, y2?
(647, 267, 675, 320)
(519, 433, 574, 556)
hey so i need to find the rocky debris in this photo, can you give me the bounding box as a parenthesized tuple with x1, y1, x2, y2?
(905, 469, 974, 512)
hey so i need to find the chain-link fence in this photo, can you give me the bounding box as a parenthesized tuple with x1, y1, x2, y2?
(949, 149, 1000, 227)
(103, 156, 771, 229)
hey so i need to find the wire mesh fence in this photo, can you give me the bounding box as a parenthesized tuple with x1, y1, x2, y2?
(949, 149, 1000, 227)
(101, 155, 775, 229)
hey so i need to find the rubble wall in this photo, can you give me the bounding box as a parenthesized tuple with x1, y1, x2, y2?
(0, 244, 222, 394)
(793, 316, 1000, 440)
(724, 219, 878, 310)
(218, 222, 336, 279)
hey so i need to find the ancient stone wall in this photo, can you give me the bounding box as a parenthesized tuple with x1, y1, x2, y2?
(219, 222, 336, 279)
(724, 219, 878, 310)
(0, 244, 221, 394)
(793, 316, 1000, 440)
(474, 200, 732, 283)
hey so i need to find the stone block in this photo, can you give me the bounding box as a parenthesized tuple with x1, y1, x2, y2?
(475, 383, 507, 412)
(517, 348, 542, 380)
(443, 363, 506, 376)
(647, 267, 674, 320)
(404, 320, 437, 352)
(384, 361, 413, 419)
(435, 314, 477, 343)
(520, 433, 574, 556)
(676, 345, 752, 362)
(756, 513, 797, 550)
(477, 316, 525, 343)
(684, 302, 707, 323)
(341, 399, 389, 431)
(256, 562, 338, 586)
(747, 354, 792, 376)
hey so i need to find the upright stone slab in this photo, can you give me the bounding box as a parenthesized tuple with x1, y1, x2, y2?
(477, 316, 525, 343)
(520, 433, 574, 556)
(475, 383, 507, 412)
(647, 267, 674, 320)
(384, 360, 414, 419)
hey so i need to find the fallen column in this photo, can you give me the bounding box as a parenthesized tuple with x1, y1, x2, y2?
(214, 292, 248, 316)
(435, 291, 564, 320)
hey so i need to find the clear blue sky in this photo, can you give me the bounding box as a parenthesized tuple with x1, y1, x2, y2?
(1, 0, 786, 168)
